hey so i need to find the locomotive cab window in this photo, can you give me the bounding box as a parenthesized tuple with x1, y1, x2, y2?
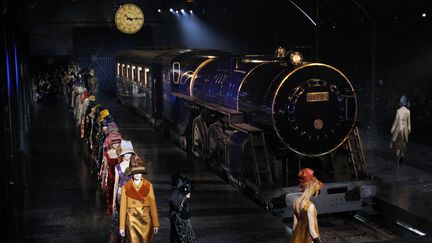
(172, 62, 181, 84)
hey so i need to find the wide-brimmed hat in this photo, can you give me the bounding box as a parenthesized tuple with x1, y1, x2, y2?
(298, 168, 324, 192)
(125, 155, 148, 176)
(119, 140, 135, 157)
(103, 131, 122, 149)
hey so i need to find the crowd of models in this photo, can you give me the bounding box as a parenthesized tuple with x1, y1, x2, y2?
(64, 62, 196, 243)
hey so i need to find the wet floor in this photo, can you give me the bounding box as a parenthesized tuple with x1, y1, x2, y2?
(8, 92, 432, 242)
(8, 94, 288, 242)
(9, 99, 109, 242)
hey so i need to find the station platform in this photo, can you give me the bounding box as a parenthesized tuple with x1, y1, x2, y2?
(361, 128, 432, 236)
(9, 92, 432, 242)
(8, 93, 288, 242)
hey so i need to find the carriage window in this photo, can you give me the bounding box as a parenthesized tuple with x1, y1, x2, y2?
(172, 62, 181, 84)
(132, 66, 137, 81)
(126, 65, 130, 79)
(144, 68, 150, 88)
(138, 67, 150, 88)
(137, 66, 142, 83)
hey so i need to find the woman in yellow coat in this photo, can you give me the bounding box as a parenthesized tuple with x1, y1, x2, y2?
(290, 168, 324, 243)
(119, 156, 159, 243)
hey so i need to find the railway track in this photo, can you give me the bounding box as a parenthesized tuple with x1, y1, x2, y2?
(285, 210, 426, 243)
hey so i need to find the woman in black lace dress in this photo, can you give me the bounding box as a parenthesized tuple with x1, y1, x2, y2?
(169, 173, 196, 243)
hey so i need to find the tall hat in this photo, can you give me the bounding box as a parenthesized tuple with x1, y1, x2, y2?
(126, 155, 148, 176)
(298, 168, 324, 192)
(119, 140, 135, 156)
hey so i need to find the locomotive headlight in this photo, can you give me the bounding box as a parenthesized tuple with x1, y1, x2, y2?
(290, 51, 303, 66)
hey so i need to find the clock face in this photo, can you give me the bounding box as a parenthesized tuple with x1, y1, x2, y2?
(115, 4, 144, 34)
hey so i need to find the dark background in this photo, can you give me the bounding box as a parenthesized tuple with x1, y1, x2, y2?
(1, 1, 432, 231)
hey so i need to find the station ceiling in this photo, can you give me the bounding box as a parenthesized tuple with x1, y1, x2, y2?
(3, 0, 431, 32)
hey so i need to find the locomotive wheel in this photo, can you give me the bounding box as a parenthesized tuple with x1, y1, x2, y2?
(191, 116, 208, 160)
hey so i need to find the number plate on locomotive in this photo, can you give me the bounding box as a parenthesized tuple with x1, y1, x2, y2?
(306, 92, 329, 102)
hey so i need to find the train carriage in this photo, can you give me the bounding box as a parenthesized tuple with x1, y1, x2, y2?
(116, 48, 377, 218)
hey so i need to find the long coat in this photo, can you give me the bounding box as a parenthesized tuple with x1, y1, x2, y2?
(391, 106, 411, 143)
(120, 179, 160, 243)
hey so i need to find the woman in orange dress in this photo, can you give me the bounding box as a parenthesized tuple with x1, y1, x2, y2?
(290, 168, 324, 243)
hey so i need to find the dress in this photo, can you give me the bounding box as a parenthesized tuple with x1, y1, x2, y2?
(101, 150, 118, 215)
(169, 187, 196, 243)
(119, 179, 160, 243)
(169, 202, 196, 243)
(290, 201, 319, 243)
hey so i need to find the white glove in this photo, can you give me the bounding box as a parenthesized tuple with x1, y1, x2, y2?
(119, 229, 125, 237)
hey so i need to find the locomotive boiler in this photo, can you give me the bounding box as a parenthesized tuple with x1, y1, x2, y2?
(115, 48, 376, 217)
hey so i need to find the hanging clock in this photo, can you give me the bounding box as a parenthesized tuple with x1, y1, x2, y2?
(115, 4, 144, 34)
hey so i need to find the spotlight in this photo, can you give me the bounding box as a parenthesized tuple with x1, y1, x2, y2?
(158, 9, 161, 13)
(190, 10, 193, 14)
(176, 10, 179, 13)
(422, 13, 426, 18)
(181, 9, 185, 13)
(169, 8, 174, 13)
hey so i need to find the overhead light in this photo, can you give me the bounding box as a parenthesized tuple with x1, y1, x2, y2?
(176, 10, 179, 13)
(181, 9, 185, 13)
(422, 13, 427, 18)
(169, 8, 174, 13)
(158, 9, 161, 13)
(189, 10, 193, 14)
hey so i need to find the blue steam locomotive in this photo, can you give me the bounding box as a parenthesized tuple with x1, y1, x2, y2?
(115, 48, 376, 217)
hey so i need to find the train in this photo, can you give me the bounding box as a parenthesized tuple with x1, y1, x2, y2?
(115, 48, 377, 218)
